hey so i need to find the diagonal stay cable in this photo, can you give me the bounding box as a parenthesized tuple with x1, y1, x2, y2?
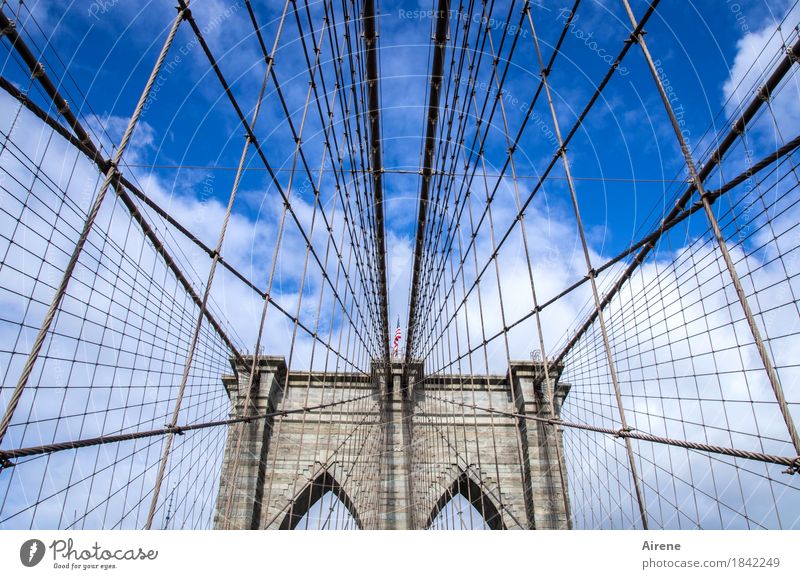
(0, 392, 374, 467)
(412, 0, 580, 359)
(415, 1, 658, 362)
(422, 132, 800, 375)
(0, 74, 367, 374)
(0, 6, 189, 448)
(424, 393, 800, 472)
(552, 34, 800, 368)
(175, 0, 378, 361)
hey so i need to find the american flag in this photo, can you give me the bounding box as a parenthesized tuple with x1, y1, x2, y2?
(392, 317, 402, 358)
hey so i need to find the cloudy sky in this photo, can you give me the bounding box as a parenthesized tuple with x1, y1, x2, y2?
(0, 0, 799, 529)
(2, 0, 792, 353)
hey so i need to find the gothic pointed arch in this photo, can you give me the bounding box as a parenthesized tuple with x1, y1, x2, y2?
(426, 471, 505, 530)
(278, 470, 362, 530)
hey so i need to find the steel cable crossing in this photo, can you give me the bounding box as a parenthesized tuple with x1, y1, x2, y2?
(0, 0, 389, 529)
(0, 0, 799, 530)
(402, 0, 800, 530)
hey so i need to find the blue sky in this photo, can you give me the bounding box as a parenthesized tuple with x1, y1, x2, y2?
(1, 0, 799, 529)
(13, 0, 784, 352)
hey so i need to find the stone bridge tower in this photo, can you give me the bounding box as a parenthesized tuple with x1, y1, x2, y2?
(213, 356, 571, 530)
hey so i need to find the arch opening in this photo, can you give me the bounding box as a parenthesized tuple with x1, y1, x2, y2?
(294, 491, 359, 530)
(426, 473, 505, 530)
(429, 493, 493, 530)
(279, 471, 361, 530)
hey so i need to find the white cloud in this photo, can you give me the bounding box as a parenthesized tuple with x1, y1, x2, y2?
(722, 1, 800, 146)
(2, 0, 800, 531)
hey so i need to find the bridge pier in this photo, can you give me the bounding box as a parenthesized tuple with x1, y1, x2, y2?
(377, 362, 413, 529)
(213, 356, 571, 530)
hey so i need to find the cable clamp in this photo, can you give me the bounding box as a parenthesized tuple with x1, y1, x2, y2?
(616, 426, 635, 438)
(166, 423, 184, 435)
(756, 86, 772, 102)
(0, 456, 15, 470)
(782, 457, 800, 475)
(106, 159, 121, 176)
(32, 62, 46, 79)
(698, 186, 717, 201)
(1, 19, 16, 38)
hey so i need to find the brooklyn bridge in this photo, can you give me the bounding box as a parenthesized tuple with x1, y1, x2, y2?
(0, 0, 798, 530)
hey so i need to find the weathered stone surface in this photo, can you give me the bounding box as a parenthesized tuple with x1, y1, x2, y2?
(214, 356, 571, 530)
